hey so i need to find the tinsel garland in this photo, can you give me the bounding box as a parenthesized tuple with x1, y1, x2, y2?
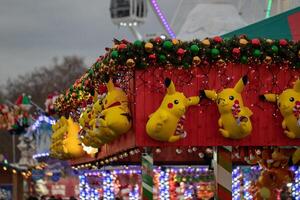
(54, 35, 300, 116)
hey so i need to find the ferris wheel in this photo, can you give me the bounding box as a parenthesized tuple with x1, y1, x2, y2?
(110, 0, 147, 40)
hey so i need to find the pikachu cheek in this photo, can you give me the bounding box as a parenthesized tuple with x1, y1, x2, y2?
(167, 103, 173, 109)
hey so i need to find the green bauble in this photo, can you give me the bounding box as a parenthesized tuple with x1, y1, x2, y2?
(183, 62, 189, 69)
(271, 45, 278, 54)
(159, 54, 166, 62)
(88, 69, 94, 76)
(253, 49, 261, 58)
(190, 44, 200, 54)
(134, 40, 143, 47)
(111, 50, 119, 59)
(211, 48, 220, 58)
(241, 55, 248, 64)
(162, 41, 173, 50)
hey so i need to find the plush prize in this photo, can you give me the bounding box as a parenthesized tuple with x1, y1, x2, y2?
(261, 79, 300, 138)
(85, 77, 132, 147)
(201, 75, 253, 139)
(146, 78, 200, 142)
(50, 116, 85, 159)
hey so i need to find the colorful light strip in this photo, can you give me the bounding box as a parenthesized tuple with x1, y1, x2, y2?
(265, 0, 273, 18)
(30, 115, 56, 131)
(149, 0, 176, 39)
(291, 166, 300, 199)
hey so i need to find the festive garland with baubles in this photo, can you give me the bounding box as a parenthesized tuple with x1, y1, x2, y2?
(54, 35, 300, 115)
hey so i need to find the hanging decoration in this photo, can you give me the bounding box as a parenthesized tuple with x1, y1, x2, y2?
(201, 76, 253, 139)
(146, 78, 200, 142)
(80, 76, 132, 147)
(44, 92, 59, 115)
(54, 36, 300, 116)
(261, 79, 300, 138)
(50, 116, 85, 159)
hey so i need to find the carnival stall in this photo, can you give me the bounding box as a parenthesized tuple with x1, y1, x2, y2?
(50, 36, 300, 199)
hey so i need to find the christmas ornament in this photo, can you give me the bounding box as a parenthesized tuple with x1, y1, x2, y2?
(241, 55, 248, 64)
(146, 78, 200, 142)
(239, 38, 248, 46)
(111, 50, 119, 59)
(190, 44, 200, 54)
(264, 56, 272, 64)
(155, 37, 162, 43)
(172, 39, 179, 45)
(201, 39, 210, 47)
(192, 56, 201, 66)
(279, 39, 288, 46)
(118, 43, 127, 50)
(213, 36, 222, 43)
(133, 40, 143, 47)
(261, 79, 300, 138)
(251, 38, 260, 46)
(176, 48, 185, 56)
(211, 48, 220, 58)
(149, 54, 156, 60)
(162, 41, 173, 50)
(253, 49, 261, 58)
(266, 39, 273, 44)
(145, 42, 153, 52)
(232, 48, 240, 56)
(298, 50, 300, 58)
(201, 75, 253, 139)
(126, 59, 135, 68)
(159, 54, 166, 62)
(271, 45, 279, 54)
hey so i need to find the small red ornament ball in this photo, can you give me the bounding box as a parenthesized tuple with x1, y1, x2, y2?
(155, 37, 162, 43)
(251, 38, 260, 46)
(232, 48, 240, 55)
(118, 43, 127, 50)
(177, 48, 185, 56)
(213, 36, 223, 43)
(279, 39, 288, 46)
(149, 54, 156, 60)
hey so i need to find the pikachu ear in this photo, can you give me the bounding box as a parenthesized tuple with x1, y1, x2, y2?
(201, 90, 217, 101)
(165, 78, 176, 95)
(260, 94, 277, 103)
(234, 75, 248, 93)
(106, 79, 115, 92)
(293, 79, 300, 93)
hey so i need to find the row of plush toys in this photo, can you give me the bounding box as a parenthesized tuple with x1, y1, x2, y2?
(148, 76, 300, 142)
(50, 75, 300, 158)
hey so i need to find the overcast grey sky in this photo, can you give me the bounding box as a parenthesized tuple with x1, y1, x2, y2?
(0, 0, 179, 84)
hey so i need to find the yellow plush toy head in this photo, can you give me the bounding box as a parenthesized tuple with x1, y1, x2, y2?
(203, 76, 248, 113)
(103, 78, 128, 109)
(262, 80, 300, 116)
(160, 78, 199, 118)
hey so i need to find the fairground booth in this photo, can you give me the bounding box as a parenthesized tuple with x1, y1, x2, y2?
(50, 35, 300, 199)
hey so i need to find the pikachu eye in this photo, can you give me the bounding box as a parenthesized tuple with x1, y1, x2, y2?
(229, 96, 234, 100)
(174, 100, 179, 104)
(289, 97, 295, 102)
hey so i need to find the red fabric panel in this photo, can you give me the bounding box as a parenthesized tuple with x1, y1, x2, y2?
(135, 64, 300, 146)
(288, 12, 300, 41)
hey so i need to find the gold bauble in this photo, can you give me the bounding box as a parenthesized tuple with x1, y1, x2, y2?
(202, 39, 210, 47)
(266, 39, 273, 44)
(264, 56, 272, 64)
(192, 56, 201, 66)
(239, 38, 248, 46)
(172, 39, 179, 45)
(145, 42, 153, 52)
(298, 50, 300, 58)
(126, 59, 135, 68)
(216, 59, 226, 67)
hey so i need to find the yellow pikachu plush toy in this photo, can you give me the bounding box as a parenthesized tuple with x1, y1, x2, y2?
(51, 116, 85, 159)
(146, 78, 200, 142)
(201, 75, 253, 139)
(88, 77, 132, 146)
(261, 79, 300, 138)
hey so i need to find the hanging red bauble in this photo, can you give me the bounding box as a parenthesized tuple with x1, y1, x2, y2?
(177, 48, 185, 56)
(232, 48, 240, 56)
(251, 38, 260, 46)
(149, 54, 156, 60)
(155, 37, 162, 43)
(279, 39, 288, 46)
(213, 36, 223, 43)
(118, 43, 127, 50)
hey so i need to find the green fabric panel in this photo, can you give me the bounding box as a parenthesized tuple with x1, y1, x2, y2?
(223, 7, 300, 39)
